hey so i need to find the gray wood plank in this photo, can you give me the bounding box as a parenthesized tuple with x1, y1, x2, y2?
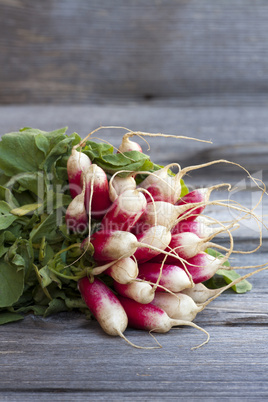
(1, 104, 268, 168)
(1, 1, 268, 104)
(1, 317, 268, 398)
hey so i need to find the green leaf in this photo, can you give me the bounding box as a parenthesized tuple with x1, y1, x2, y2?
(5, 172, 44, 196)
(0, 131, 48, 176)
(44, 298, 68, 317)
(41, 136, 75, 173)
(0, 311, 24, 325)
(0, 233, 9, 258)
(94, 150, 152, 173)
(83, 141, 114, 160)
(11, 203, 42, 217)
(0, 185, 19, 207)
(30, 212, 64, 243)
(0, 261, 24, 307)
(83, 146, 161, 177)
(206, 248, 252, 293)
(216, 268, 252, 293)
(38, 265, 62, 288)
(180, 179, 189, 197)
(0, 127, 73, 177)
(4, 239, 34, 283)
(0, 201, 18, 230)
(35, 133, 51, 155)
(0, 229, 19, 259)
(45, 190, 72, 210)
(15, 304, 47, 316)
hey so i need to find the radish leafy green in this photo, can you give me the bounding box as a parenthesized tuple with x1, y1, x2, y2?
(0, 127, 250, 325)
(0, 127, 189, 324)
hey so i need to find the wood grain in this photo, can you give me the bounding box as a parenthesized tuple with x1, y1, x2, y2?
(1, 0, 268, 104)
(1, 104, 268, 165)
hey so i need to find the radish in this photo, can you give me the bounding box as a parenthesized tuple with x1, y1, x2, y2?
(134, 225, 172, 263)
(151, 292, 202, 322)
(182, 265, 268, 304)
(90, 257, 139, 285)
(84, 164, 112, 220)
(65, 191, 88, 234)
(90, 226, 180, 264)
(139, 163, 232, 206)
(105, 257, 139, 284)
(118, 136, 142, 153)
(67, 148, 91, 198)
(138, 262, 192, 292)
(89, 230, 139, 261)
(154, 266, 268, 320)
(137, 183, 230, 229)
(151, 252, 229, 284)
(138, 163, 182, 204)
(117, 295, 210, 348)
(175, 188, 209, 221)
(154, 226, 232, 261)
(78, 276, 128, 337)
(136, 200, 214, 229)
(109, 173, 137, 202)
(113, 280, 155, 304)
(171, 216, 222, 238)
(181, 252, 228, 284)
(117, 129, 211, 156)
(100, 189, 147, 232)
(175, 184, 230, 221)
(181, 283, 225, 304)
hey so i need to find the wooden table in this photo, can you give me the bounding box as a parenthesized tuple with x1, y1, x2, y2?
(1, 105, 268, 400)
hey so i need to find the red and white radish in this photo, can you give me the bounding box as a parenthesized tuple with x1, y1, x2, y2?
(175, 188, 209, 221)
(181, 252, 227, 284)
(78, 277, 128, 336)
(134, 225, 172, 263)
(154, 220, 236, 262)
(90, 230, 139, 262)
(152, 252, 228, 284)
(118, 129, 211, 156)
(178, 266, 268, 314)
(175, 183, 230, 221)
(157, 231, 222, 261)
(106, 257, 139, 284)
(137, 183, 230, 229)
(84, 164, 112, 220)
(65, 191, 88, 234)
(171, 215, 222, 238)
(67, 148, 91, 199)
(117, 296, 210, 348)
(138, 262, 192, 293)
(138, 163, 182, 204)
(113, 280, 155, 304)
(89, 226, 182, 265)
(118, 136, 143, 153)
(109, 173, 137, 202)
(181, 265, 268, 304)
(136, 200, 210, 229)
(151, 292, 202, 322)
(100, 189, 147, 232)
(181, 282, 225, 304)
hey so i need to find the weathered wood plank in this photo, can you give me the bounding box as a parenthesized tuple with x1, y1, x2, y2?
(1, 104, 268, 168)
(1, 317, 268, 398)
(1, 1, 268, 104)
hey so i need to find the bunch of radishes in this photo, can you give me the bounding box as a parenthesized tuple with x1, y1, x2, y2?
(65, 130, 265, 349)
